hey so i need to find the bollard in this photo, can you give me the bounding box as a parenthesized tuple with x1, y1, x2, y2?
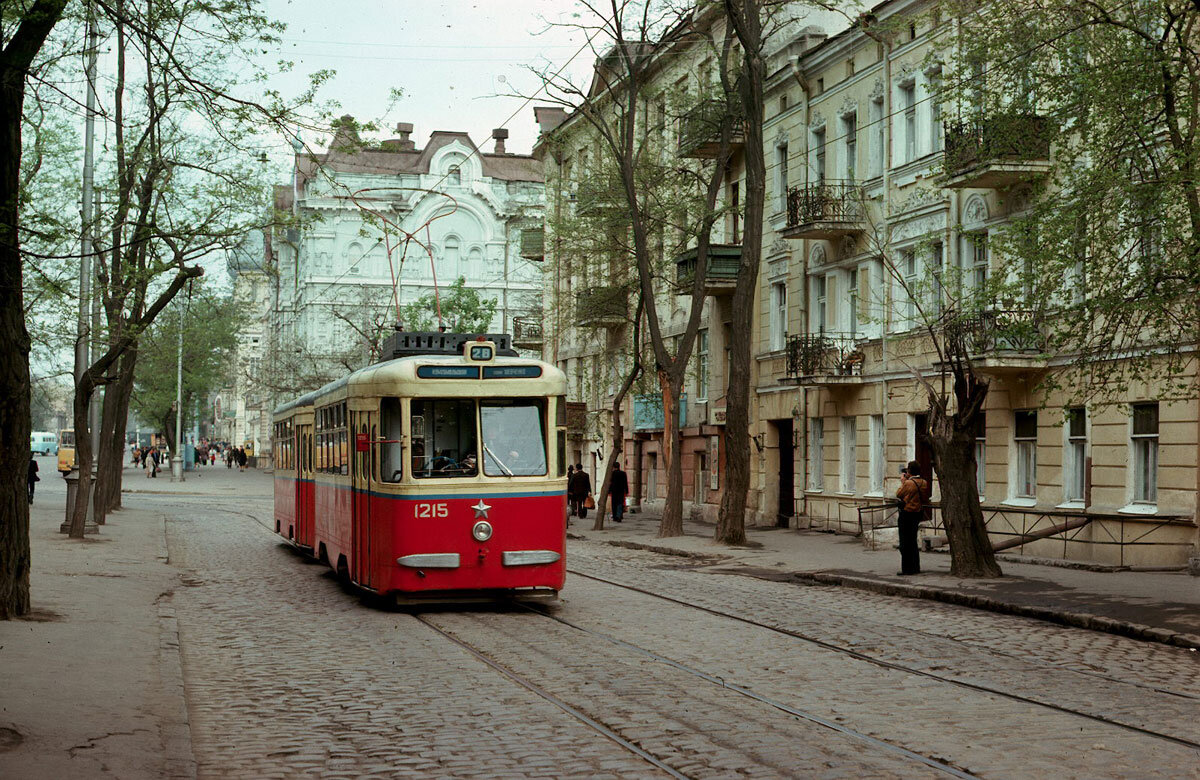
(60, 468, 100, 535)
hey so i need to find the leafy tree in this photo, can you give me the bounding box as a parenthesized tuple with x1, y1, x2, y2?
(0, 0, 71, 618)
(399, 276, 499, 334)
(131, 285, 240, 453)
(534, 2, 740, 538)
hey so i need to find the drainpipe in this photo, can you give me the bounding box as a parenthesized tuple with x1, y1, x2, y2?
(862, 19, 893, 476)
(791, 56, 812, 519)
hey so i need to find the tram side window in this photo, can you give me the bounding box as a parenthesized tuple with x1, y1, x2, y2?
(481, 399, 547, 477)
(380, 398, 404, 483)
(411, 399, 478, 478)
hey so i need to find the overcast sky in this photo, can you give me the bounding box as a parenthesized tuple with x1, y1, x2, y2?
(262, 0, 595, 157)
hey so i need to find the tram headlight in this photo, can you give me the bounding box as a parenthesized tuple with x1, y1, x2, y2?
(472, 521, 493, 542)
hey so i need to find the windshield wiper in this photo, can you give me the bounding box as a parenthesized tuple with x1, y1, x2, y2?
(483, 443, 514, 476)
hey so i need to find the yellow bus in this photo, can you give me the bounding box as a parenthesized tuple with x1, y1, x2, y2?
(57, 429, 75, 473)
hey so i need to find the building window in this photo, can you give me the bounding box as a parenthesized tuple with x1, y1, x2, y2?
(812, 127, 826, 184)
(696, 329, 709, 401)
(869, 414, 885, 493)
(813, 275, 827, 333)
(974, 413, 987, 497)
(847, 268, 858, 338)
(840, 416, 857, 493)
(1132, 403, 1159, 503)
(448, 165, 461, 185)
(842, 112, 857, 182)
(777, 142, 789, 214)
(730, 180, 741, 244)
(808, 418, 824, 490)
(1014, 410, 1037, 499)
(870, 96, 884, 178)
(779, 94, 788, 114)
(965, 232, 988, 294)
(929, 70, 944, 152)
(902, 249, 918, 326)
(930, 241, 945, 318)
(901, 82, 917, 162)
(770, 282, 788, 351)
(1064, 407, 1087, 504)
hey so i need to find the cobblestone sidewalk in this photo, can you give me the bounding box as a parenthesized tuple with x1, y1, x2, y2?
(569, 507, 1200, 650)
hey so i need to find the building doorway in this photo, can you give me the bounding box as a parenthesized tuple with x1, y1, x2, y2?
(913, 413, 935, 490)
(647, 451, 658, 501)
(773, 419, 794, 527)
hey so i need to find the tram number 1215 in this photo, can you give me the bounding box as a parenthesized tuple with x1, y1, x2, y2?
(414, 502, 449, 519)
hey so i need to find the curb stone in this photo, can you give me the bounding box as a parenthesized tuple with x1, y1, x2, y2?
(787, 570, 1200, 651)
(156, 515, 197, 779)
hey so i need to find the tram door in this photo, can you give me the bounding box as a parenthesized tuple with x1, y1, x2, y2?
(297, 423, 312, 545)
(351, 411, 374, 586)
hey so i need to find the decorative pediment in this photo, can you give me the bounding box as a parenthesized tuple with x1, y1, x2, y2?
(768, 238, 789, 258)
(869, 79, 884, 101)
(809, 243, 827, 268)
(963, 193, 990, 225)
(839, 97, 858, 119)
(809, 112, 826, 131)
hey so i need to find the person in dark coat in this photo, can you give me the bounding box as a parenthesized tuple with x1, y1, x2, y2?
(572, 463, 591, 519)
(27, 456, 39, 504)
(895, 460, 930, 575)
(609, 463, 629, 522)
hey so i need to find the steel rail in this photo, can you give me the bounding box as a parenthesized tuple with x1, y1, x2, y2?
(413, 615, 691, 780)
(513, 601, 977, 778)
(567, 568, 1200, 752)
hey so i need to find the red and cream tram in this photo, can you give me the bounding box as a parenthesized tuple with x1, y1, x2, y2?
(272, 333, 568, 603)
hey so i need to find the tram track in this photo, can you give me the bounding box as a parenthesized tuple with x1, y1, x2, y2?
(565, 567, 1200, 753)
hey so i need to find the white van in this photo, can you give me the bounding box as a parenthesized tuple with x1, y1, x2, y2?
(30, 431, 57, 456)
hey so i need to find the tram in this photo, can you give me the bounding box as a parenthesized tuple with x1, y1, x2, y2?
(272, 332, 568, 604)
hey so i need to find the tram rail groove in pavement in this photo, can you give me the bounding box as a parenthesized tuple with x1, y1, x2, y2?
(511, 601, 977, 778)
(567, 569, 1200, 752)
(413, 614, 691, 780)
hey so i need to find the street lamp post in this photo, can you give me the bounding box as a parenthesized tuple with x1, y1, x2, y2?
(171, 300, 185, 481)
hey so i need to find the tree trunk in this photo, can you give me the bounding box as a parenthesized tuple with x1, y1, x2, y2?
(716, 0, 767, 547)
(66, 378, 97, 538)
(96, 351, 136, 514)
(927, 399, 1003, 578)
(657, 370, 686, 537)
(0, 74, 33, 616)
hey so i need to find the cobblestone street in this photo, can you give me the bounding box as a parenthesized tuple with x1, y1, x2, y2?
(146, 469, 1200, 778)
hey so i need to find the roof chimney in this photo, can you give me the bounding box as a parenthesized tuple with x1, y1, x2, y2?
(534, 106, 568, 136)
(492, 128, 509, 154)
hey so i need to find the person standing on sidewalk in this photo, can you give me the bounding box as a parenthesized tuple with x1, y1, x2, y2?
(895, 460, 929, 575)
(27, 456, 39, 504)
(610, 462, 628, 523)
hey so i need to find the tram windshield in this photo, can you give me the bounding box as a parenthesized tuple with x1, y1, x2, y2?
(481, 400, 547, 477)
(407, 397, 548, 479)
(411, 399, 478, 478)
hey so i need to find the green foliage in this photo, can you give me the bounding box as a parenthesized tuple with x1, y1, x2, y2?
(398, 277, 498, 333)
(935, 0, 1200, 401)
(131, 285, 241, 433)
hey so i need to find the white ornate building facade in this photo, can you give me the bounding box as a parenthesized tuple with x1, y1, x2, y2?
(269, 120, 546, 398)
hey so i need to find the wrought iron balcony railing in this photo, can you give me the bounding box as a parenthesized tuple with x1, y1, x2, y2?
(677, 98, 746, 159)
(783, 180, 865, 239)
(511, 315, 544, 349)
(675, 244, 741, 294)
(575, 285, 629, 328)
(943, 113, 1052, 187)
(519, 228, 544, 260)
(785, 332, 866, 380)
(950, 309, 1047, 355)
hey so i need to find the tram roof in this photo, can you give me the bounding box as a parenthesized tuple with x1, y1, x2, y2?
(275, 353, 566, 416)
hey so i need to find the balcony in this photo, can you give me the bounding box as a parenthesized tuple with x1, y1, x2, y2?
(943, 114, 1052, 189)
(677, 99, 745, 159)
(783, 332, 867, 387)
(519, 228, 544, 260)
(565, 401, 588, 438)
(573, 180, 623, 219)
(946, 309, 1048, 375)
(633, 393, 688, 431)
(675, 244, 741, 296)
(575, 285, 629, 328)
(782, 181, 865, 240)
(511, 315, 543, 350)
